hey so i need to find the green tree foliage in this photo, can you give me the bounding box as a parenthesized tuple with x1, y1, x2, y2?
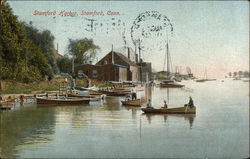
(56, 55, 72, 74)
(24, 23, 58, 74)
(233, 72, 237, 77)
(0, 2, 51, 82)
(68, 38, 99, 66)
(243, 71, 249, 77)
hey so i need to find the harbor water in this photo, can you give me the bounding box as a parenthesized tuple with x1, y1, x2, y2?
(0, 79, 249, 158)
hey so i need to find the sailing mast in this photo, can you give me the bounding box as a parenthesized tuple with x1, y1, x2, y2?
(163, 28, 170, 77)
(204, 67, 207, 79)
(166, 41, 170, 76)
(139, 39, 142, 83)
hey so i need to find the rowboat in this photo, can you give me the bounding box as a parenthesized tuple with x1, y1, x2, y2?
(67, 94, 102, 101)
(160, 83, 184, 88)
(98, 90, 129, 96)
(161, 80, 175, 84)
(0, 104, 12, 110)
(121, 99, 141, 107)
(36, 97, 90, 105)
(0, 99, 15, 110)
(196, 79, 206, 82)
(106, 92, 128, 96)
(89, 91, 103, 95)
(141, 106, 196, 114)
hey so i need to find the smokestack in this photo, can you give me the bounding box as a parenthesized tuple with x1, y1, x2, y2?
(135, 54, 138, 64)
(112, 44, 114, 64)
(57, 43, 58, 53)
(127, 48, 130, 60)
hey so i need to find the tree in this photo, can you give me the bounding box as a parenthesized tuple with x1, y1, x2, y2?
(68, 38, 99, 66)
(0, 2, 52, 82)
(233, 72, 237, 77)
(243, 71, 249, 77)
(24, 23, 58, 75)
(228, 72, 232, 78)
(57, 55, 72, 74)
(238, 71, 243, 77)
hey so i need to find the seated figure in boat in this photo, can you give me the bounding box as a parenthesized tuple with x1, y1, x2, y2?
(185, 96, 194, 108)
(162, 100, 168, 108)
(125, 94, 131, 101)
(146, 99, 154, 109)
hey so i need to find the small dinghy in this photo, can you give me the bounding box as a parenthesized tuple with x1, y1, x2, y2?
(36, 97, 90, 105)
(141, 106, 196, 114)
(121, 99, 141, 106)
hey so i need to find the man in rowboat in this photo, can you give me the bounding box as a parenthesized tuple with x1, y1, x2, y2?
(146, 99, 154, 109)
(131, 87, 137, 100)
(187, 96, 194, 108)
(163, 100, 168, 108)
(184, 96, 194, 108)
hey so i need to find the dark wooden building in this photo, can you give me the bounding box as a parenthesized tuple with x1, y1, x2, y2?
(75, 50, 139, 82)
(75, 63, 127, 81)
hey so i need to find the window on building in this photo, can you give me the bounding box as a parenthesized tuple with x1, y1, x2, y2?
(104, 60, 108, 64)
(93, 70, 98, 78)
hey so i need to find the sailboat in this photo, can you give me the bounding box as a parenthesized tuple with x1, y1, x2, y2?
(159, 37, 184, 88)
(196, 68, 207, 82)
(196, 68, 216, 82)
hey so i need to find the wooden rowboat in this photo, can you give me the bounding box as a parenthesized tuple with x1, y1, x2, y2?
(141, 106, 196, 114)
(36, 97, 90, 105)
(121, 99, 141, 107)
(107, 92, 128, 96)
(67, 94, 102, 101)
(98, 90, 129, 96)
(160, 83, 184, 88)
(89, 91, 103, 95)
(0, 102, 12, 110)
(0, 99, 15, 110)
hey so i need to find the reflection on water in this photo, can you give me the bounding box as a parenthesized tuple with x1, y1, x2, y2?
(144, 114, 195, 128)
(0, 79, 249, 158)
(0, 106, 55, 158)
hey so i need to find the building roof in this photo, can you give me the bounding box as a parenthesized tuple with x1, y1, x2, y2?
(113, 51, 137, 66)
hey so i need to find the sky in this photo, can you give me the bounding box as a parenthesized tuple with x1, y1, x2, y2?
(8, 0, 249, 78)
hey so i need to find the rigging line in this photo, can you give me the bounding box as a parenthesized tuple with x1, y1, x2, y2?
(163, 43, 167, 71)
(168, 41, 173, 74)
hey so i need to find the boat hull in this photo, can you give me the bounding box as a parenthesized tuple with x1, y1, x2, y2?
(36, 97, 90, 105)
(107, 92, 128, 96)
(160, 83, 184, 88)
(68, 94, 101, 101)
(89, 91, 103, 95)
(141, 106, 196, 114)
(121, 99, 141, 107)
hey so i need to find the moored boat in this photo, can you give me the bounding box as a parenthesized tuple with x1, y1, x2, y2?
(0, 98, 15, 110)
(89, 91, 103, 95)
(161, 80, 175, 84)
(36, 97, 90, 105)
(106, 92, 128, 96)
(160, 83, 184, 88)
(121, 99, 141, 106)
(196, 79, 206, 82)
(141, 106, 196, 114)
(67, 94, 102, 101)
(98, 90, 130, 96)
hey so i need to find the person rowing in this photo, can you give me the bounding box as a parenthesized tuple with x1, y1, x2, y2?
(184, 96, 194, 108)
(163, 100, 168, 108)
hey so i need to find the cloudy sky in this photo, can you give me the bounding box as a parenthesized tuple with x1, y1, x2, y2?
(8, 0, 249, 78)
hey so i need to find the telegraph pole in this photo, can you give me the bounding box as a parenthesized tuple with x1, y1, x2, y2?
(138, 39, 142, 82)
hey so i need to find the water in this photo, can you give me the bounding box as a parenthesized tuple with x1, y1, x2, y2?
(0, 79, 249, 158)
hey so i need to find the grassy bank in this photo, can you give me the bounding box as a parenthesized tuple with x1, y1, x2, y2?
(0, 81, 59, 94)
(0, 78, 113, 94)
